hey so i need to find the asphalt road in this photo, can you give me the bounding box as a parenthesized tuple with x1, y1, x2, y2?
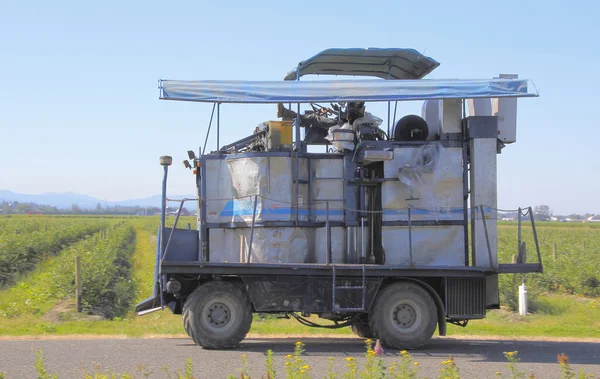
(0, 336, 599, 378)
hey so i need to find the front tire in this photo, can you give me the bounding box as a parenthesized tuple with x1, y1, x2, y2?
(369, 281, 437, 349)
(182, 281, 253, 349)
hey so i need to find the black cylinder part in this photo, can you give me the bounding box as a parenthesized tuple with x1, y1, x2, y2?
(393, 115, 429, 141)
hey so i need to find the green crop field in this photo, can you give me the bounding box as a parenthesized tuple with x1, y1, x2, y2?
(498, 221, 600, 308)
(0, 215, 598, 339)
(0, 216, 108, 287)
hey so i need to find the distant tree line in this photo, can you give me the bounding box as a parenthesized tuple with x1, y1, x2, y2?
(534, 204, 595, 221)
(0, 200, 162, 216)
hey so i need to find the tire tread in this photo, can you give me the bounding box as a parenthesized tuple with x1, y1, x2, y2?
(182, 281, 252, 349)
(369, 281, 437, 349)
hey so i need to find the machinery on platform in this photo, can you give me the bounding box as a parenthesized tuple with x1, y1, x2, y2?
(137, 48, 542, 349)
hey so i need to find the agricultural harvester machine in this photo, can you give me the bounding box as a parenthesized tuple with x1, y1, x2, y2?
(137, 48, 542, 349)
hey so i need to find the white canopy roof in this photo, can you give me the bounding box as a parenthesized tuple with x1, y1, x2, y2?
(159, 78, 537, 104)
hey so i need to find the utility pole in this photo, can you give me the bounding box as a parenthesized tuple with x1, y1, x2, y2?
(75, 256, 82, 312)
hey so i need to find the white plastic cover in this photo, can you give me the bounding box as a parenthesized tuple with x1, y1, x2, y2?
(325, 112, 383, 152)
(397, 143, 444, 202)
(209, 227, 311, 263)
(325, 123, 355, 152)
(205, 156, 309, 224)
(382, 146, 463, 221)
(382, 226, 464, 265)
(159, 78, 536, 104)
(353, 112, 383, 129)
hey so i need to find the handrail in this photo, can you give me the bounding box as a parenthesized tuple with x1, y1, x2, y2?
(161, 196, 542, 272)
(479, 206, 495, 270)
(408, 207, 414, 266)
(246, 195, 259, 264)
(528, 206, 543, 272)
(161, 198, 197, 263)
(326, 201, 332, 265)
(477, 204, 543, 271)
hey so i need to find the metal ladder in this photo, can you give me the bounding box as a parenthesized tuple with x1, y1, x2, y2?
(332, 265, 367, 312)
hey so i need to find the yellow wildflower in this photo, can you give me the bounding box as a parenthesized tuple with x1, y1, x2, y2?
(344, 357, 355, 362)
(285, 354, 293, 359)
(414, 362, 420, 366)
(302, 365, 310, 370)
(295, 341, 303, 346)
(365, 338, 373, 344)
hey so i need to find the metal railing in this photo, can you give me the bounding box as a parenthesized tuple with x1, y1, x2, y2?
(476, 205, 543, 272)
(160, 195, 542, 273)
(160, 197, 198, 263)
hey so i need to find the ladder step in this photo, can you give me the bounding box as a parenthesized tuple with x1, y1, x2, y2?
(332, 264, 367, 312)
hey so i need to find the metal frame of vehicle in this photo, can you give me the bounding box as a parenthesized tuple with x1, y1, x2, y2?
(137, 48, 541, 350)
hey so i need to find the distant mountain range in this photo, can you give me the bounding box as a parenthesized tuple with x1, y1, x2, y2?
(0, 190, 196, 209)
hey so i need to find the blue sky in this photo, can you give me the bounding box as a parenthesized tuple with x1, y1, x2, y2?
(1, 0, 598, 215)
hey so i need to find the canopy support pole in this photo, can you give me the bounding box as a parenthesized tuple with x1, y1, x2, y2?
(391, 101, 398, 137)
(202, 103, 216, 155)
(387, 64, 392, 136)
(216, 103, 220, 151)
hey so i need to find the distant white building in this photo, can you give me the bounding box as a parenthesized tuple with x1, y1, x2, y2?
(586, 215, 600, 222)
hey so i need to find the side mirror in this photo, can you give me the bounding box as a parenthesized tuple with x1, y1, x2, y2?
(187, 150, 196, 160)
(183, 160, 192, 169)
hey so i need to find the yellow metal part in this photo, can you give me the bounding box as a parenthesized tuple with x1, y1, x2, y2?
(267, 120, 293, 150)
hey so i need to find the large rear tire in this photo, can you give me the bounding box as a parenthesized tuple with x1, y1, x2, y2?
(369, 281, 437, 349)
(182, 281, 252, 349)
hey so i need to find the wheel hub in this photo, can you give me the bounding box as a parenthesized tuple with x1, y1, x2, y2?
(393, 303, 417, 329)
(207, 302, 231, 327)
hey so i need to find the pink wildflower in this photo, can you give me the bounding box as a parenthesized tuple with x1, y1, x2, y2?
(374, 339, 384, 355)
